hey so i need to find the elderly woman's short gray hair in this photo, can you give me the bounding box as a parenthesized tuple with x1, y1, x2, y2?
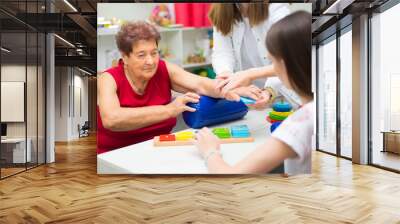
(115, 21, 161, 56)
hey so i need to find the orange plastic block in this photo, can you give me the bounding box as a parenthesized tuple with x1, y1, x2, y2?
(159, 134, 176, 142)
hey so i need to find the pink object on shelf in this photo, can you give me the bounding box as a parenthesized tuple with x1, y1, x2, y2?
(203, 4, 211, 27)
(174, 3, 211, 27)
(191, 3, 205, 27)
(174, 3, 191, 27)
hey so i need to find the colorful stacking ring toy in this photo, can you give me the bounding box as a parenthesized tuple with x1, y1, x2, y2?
(266, 101, 293, 133)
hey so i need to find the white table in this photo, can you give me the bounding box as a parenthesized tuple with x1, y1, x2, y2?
(1, 138, 31, 163)
(97, 109, 271, 174)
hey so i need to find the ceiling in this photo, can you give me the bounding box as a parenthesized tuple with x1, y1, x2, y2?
(0, 0, 393, 72)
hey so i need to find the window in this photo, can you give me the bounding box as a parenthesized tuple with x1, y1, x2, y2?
(339, 28, 352, 158)
(317, 36, 337, 155)
(0, 1, 47, 179)
(370, 2, 400, 171)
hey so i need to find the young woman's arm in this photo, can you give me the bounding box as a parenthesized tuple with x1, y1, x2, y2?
(195, 128, 296, 174)
(216, 65, 276, 94)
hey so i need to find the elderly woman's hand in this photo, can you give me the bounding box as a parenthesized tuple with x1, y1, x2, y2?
(194, 127, 221, 159)
(168, 92, 200, 117)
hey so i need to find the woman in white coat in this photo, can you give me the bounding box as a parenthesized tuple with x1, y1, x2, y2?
(209, 3, 302, 109)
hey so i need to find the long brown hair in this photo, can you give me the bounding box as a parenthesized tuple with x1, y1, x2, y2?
(208, 3, 269, 36)
(266, 11, 312, 98)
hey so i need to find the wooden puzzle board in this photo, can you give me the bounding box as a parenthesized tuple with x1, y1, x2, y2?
(153, 136, 255, 147)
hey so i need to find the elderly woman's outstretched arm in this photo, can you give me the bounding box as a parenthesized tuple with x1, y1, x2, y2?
(98, 72, 199, 132)
(166, 61, 254, 101)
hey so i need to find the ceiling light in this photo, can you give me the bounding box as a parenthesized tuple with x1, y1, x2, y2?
(63, 0, 78, 12)
(323, 0, 354, 15)
(78, 67, 92, 76)
(1, 47, 11, 53)
(54, 34, 75, 48)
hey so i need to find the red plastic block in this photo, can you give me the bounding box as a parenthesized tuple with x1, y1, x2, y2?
(266, 116, 280, 123)
(159, 134, 176, 142)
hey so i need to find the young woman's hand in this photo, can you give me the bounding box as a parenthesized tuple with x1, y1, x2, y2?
(232, 85, 263, 101)
(217, 71, 253, 97)
(215, 71, 233, 89)
(216, 65, 277, 98)
(194, 127, 221, 158)
(247, 89, 272, 110)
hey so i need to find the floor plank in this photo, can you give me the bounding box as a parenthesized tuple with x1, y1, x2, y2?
(0, 134, 399, 223)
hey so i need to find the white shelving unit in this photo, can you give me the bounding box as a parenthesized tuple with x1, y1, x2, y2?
(97, 26, 212, 72)
(97, 26, 211, 36)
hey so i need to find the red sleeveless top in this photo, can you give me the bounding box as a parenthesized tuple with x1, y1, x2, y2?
(97, 59, 176, 154)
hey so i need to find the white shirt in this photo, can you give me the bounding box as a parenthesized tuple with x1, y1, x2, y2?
(271, 101, 314, 175)
(241, 18, 266, 88)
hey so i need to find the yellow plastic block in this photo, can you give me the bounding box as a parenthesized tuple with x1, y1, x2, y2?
(270, 111, 293, 118)
(175, 131, 195, 141)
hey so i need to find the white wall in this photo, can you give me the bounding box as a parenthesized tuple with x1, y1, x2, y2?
(1, 65, 25, 125)
(98, 3, 159, 22)
(55, 67, 68, 141)
(54, 67, 89, 141)
(289, 3, 312, 12)
(1, 65, 28, 138)
(312, 45, 316, 150)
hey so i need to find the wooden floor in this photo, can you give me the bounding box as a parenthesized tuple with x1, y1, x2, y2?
(1, 135, 400, 223)
(1, 167, 26, 177)
(372, 150, 400, 171)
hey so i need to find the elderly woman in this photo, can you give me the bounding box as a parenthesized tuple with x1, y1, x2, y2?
(97, 21, 249, 154)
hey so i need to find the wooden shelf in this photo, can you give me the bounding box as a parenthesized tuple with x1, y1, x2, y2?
(182, 62, 211, 70)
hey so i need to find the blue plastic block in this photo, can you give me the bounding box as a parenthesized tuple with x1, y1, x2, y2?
(231, 125, 250, 138)
(272, 101, 292, 112)
(240, 97, 256, 105)
(183, 96, 248, 129)
(270, 121, 283, 133)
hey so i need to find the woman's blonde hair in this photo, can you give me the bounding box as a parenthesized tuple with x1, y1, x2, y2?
(208, 3, 269, 36)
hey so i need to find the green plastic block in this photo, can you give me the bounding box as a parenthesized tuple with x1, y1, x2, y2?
(212, 127, 231, 139)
